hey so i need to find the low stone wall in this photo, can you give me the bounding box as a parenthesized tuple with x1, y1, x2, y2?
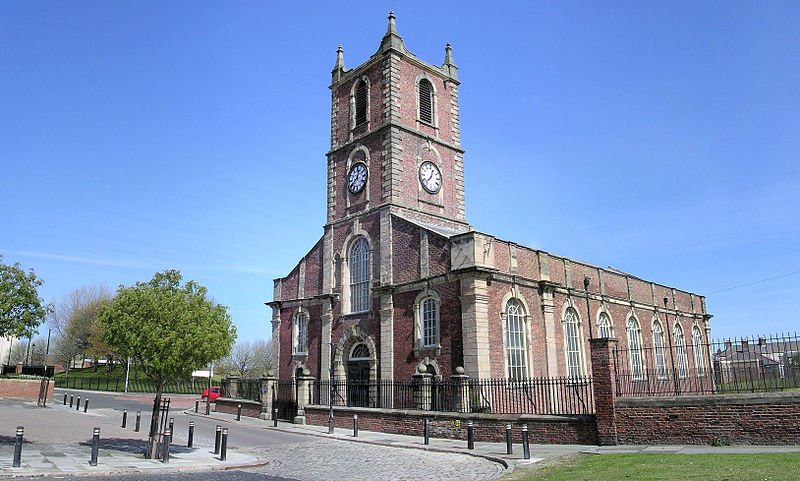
(304, 405, 598, 444)
(0, 378, 53, 401)
(615, 392, 800, 445)
(215, 398, 262, 418)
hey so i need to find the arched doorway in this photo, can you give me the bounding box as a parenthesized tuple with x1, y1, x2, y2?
(348, 343, 371, 407)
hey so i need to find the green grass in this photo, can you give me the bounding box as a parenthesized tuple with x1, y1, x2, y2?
(507, 453, 800, 481)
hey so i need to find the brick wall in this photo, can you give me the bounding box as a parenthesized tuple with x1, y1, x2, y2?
(215, 398, 262, 418)
(304, 406, 597, 444)
(0, 378, 53, 401)
(615, 392, 800, 445)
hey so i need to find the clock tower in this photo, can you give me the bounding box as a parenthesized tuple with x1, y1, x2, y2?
(326, 12, 467, 231)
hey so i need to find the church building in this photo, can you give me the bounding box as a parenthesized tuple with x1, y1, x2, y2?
(268, 14, 712, 394)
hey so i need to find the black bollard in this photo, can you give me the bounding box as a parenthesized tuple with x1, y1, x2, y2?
(12, 426, 23, 468)
(121, 410, 128, 428)
(195, 400, 199, 413)
(423, 418, 430, 445)
(522, 424, 530, 460)
(84, 398, 89, 413)
(168, 418, 174, 442)
(188, 421, 195, 448)
(89, 427, 100, 466)
(236, 404, 241, 421)
(353, 414, 358, 437)
(205, 400, 210, 416)
(467, 420, 474, 450)
(76, 396, 80, 411)
(134, 411, 141, 432)
(272, 408, 278, 427)
(214, 425, 222, 454)
(161, 429, 171, 464)
(69, 394, 74, 408)
(220, 428, 228, 461)
(63, 393, 67, 405)
(505, 423, 513, 455)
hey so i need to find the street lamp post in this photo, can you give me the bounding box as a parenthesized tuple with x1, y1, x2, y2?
(583, 275, 594, 339)
(328, 342, 335, 434)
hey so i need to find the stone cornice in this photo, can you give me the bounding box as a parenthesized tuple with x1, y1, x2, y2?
(326, 120, 465, 157)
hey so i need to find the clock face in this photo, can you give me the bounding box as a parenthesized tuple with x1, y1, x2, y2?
(419, 161, 442, 194)
(348, 162, 367, 194)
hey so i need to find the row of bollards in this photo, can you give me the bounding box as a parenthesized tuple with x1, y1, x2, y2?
(62, 393, 89, 413)
(212, 425, 228, 460)
(13, 426, 103, 468)
(417, 419, 531, 459)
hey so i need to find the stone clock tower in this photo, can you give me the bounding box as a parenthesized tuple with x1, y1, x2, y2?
(326, 12, 467, 230)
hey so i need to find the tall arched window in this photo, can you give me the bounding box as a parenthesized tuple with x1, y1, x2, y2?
(349, 237, 370, 313)
(420, 296, 440, 348)
(652, 320, 667, 379)
(563, 308, 584, 377)
(692, 325, 706, 376)
(597, 312, 612, 338)
(355, 80, 368, 125)
(674, 323, 688, 378)
(418, 78, 434, 124)
(505, 299, 528, 380)
(626, 317, 644, 380)
(294, 312, 308, 355)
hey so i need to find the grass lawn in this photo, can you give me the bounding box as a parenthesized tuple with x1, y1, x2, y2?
(506, 453, 800, 481)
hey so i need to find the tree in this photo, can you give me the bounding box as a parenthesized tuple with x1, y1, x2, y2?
(219, 339, 274, 378)
(99, 269, 236, 458)
(49, 285, 112, 375)
(0, 256, 49, 339)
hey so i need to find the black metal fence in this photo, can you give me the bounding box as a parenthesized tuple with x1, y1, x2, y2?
(220, 378, 264, 402)
(311, 376, 594, 415)
(615, 332, 800, 397)
(53, 376, 199, 394)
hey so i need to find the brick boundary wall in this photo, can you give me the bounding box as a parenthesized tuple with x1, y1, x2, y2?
(215, 398, 262, 418)
(304, 405, 598, 444)
(615, 392, 800, 445)
(0, 378, 53, 401)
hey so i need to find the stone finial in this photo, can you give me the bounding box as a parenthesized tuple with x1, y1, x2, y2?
(302, 367, 311, 376)
(443, 42, 459, 81)
(386, 11, 397, 35)
(378, 11, 407, 54)
(417, 363, 427, 374)
(332, 45, 346, 82)
(454, 366, 465, 375)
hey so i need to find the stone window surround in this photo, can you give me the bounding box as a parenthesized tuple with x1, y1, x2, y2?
(651, 318, 668, 379)
(415, 141, 444, 206)
(500, 289, 532, 380)
(561, 303, 587, 377)
(349, 75, 371, 131)
(691, 323, 707, 376)
(673, 322, 689, 379)
(626, 314, 645, 380)
(415, 73, 438, 131)
(595, 307, 613, 338)
(292, 307, 310, 356)
(412, 288, 442, 356)
(345, 144, 371, 211)
(339, 225, 374, 315)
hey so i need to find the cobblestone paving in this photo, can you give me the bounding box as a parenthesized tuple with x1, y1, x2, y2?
(245, 438, 504, 481)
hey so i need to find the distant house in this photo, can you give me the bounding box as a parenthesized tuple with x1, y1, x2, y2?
(714, 337, 800, 385)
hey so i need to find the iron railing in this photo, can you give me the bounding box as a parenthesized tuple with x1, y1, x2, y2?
(220, 378, 264, 402)
(615, 332, 800, 396)
(311, 376, 594, 415)
(53, 376, 199, 394)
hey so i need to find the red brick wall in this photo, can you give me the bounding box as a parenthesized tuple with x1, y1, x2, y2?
(215, 398, 262, 418)
(615, 393, 800, 445)
(0, 378, 53, 401)
(305, 406, 597, 444)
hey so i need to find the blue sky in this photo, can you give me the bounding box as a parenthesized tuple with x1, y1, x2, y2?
(2, 2, 798, 342)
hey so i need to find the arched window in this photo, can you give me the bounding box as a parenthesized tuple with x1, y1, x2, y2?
(626, 317, 644, 380)
(355, 80, 368, 126)
(597, 312, 612, 338)
(692, 325, 706, 376)
(563, 308, 584, 377)
(674, 323, 688, 378)
(349, 237, 370, 313)
(505, 299, 528, 380)
(350, 343, 370, 360)
(420, 296, 440, 348)
(652, 320, 667, 379)
(294, 312, 308, 355)
(418, 78, 434, 124)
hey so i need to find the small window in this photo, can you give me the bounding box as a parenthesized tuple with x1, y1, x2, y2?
(418, 79, 433, 124)
(355, 80, 367, 126)
(597, 312, 612, 338)
(295, 312, 308, 354)
(421, 297, 440, 347)
(653, 320, 667, 379)
(349, 237, 370, 313)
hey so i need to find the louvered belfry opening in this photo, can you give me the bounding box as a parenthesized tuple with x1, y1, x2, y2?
(419, 79, 433, 124)
(355, 80, 368, 125)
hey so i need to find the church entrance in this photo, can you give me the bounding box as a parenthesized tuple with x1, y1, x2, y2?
(347, 343, 371, 407)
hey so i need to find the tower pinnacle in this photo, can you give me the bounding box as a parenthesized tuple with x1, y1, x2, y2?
(378, 11, 407, 54)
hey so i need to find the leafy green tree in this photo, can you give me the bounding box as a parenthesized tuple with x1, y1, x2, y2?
(99, 269, 236, 458)
(0, 256, 49, 339)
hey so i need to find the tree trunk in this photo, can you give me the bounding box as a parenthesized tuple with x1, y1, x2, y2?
(145, 382, 164, 459)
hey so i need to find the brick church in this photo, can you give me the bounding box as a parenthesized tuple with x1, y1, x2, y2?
(269, 14, 712, 392)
